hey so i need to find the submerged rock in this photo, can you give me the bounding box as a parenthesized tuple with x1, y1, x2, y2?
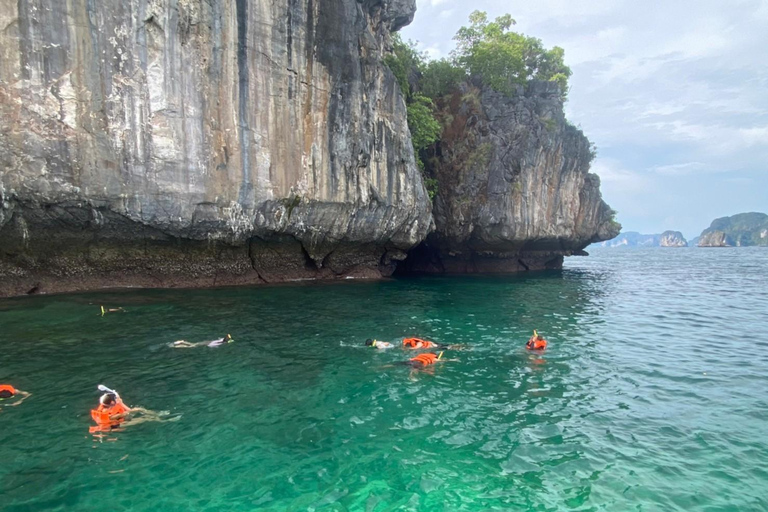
(404, 81, 619, 273)
(0, 0, 431, 296)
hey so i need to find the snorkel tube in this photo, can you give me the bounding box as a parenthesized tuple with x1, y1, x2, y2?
(97, 384, 120, 400)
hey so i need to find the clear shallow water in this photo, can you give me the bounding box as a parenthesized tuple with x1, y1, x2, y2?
(1, 248, 767, 511)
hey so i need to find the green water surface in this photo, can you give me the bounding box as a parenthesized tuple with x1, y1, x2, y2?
(1, 248, 767, 511)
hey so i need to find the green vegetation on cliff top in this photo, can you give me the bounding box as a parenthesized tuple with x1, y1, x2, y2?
(700, 212, 768, 246)
(385, 11, 572, 199)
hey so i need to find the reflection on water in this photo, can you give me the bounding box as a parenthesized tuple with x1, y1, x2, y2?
(1, 247, 767, 510)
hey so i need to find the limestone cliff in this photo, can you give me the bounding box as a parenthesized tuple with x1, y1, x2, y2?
(0, 2, 618, 297)
(659, 231, 687, 247)
(405, 82, 619, 273)
(698, 212, 768, 247)
(0, 0, 432, 296)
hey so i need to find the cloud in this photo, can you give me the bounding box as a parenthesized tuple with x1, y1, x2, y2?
(591, 159, 651, 192)
(650, 162, 705, 176)
(740, 126, 768, 147)
(401, 0, 768, 235)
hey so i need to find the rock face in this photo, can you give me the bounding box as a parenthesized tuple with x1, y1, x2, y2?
(0, 2, 618, 297)
(698, 212, 768, 247)
(698, 231, 730, 247)
(659, 231, 687, 247)
(592, 231, 659, 248)
(0, 0, 433, 296)
(405, 82, 619, 273)
(592, 230, 688, 248)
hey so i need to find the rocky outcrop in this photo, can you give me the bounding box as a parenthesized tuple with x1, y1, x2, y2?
(698, 231, 730, 247)
(659, 231, 688, 247)
(591, 230, 688, 248)
(592, 231, 659, 248)
(0, 1, 618, 297)
(698, 212, 768, 247)
(404, 81, 619, 273)
(0, 0, 432, 296)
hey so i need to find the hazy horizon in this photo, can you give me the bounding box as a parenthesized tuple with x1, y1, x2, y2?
(401, 0, 768, 240)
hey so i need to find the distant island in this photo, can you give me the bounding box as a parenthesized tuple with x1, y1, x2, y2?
(698, 212, 768, 247)
(591, 230, 688, 248)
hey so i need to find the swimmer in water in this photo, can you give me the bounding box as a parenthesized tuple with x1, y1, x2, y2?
(89, 385, 178, 434)
(100, 306, 125, 316)
(365, 339, 394, 349)
(0, 385, 31, 412)
(171, 334, 233, 348)
(382, 352, 458, 380)
(402, 337, 467, 351)
(526, 330, 548, 351)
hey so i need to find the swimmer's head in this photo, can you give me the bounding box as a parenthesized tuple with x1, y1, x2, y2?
(225, 334, 233, 343)
(0, 389, 14, 399)
(365, 339, 375, 347)
(100, 393, 117, 407)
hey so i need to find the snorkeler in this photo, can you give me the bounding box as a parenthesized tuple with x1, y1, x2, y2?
(0, 384, 31, 412)
(89, 385, 177, 434)
(100, 306, 125, 316)
(402, 337, 466, 350)
(171, 334, 234, 348)
(365, 339, 394, 349)
(526, 330, 548, 351)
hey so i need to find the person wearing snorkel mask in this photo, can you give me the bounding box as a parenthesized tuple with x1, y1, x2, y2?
(171, 334, 234, 348)
(89, 386, 178, 434)
(365, 339, 394, 349)
(0, 384, 31, 412)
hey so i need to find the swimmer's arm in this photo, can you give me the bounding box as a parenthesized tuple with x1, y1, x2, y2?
(171, 340, 198, 348)
(8, 390, 31, 406)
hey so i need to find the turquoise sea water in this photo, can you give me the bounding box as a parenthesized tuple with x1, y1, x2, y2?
(1, 248, 767, 511)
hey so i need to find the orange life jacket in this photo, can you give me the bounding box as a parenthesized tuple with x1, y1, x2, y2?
(0, 384, 17, 395)
(403, 338, 437, 349)
(410, 353, 439, 366)
(526, 338, 548, 350)
(89, 400, 129, 433)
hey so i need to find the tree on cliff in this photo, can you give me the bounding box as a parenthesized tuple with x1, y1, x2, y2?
(384, 11, 574, 197)
(453, 11, 571, 98)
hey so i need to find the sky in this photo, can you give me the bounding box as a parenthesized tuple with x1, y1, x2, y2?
(401, 0, 768, 239)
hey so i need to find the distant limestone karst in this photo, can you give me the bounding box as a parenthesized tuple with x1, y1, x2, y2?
(698, 212, 768, 247)
(591, 230, 688, 248)
(659, 231, 688, 247)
